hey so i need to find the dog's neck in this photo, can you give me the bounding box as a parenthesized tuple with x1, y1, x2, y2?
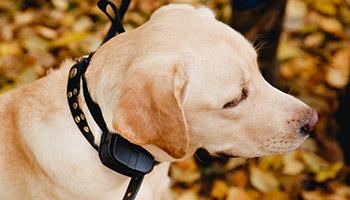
(10, 60, 131, 199)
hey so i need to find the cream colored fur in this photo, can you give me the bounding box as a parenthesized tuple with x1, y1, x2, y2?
(0, 4, 317, 200)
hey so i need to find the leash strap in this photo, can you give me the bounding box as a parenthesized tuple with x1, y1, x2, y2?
(98, 0, 131, 44)
(123, 176, 144, 200)
(82, 75, 109, 134)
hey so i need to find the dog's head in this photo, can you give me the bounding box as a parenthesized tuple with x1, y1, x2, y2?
(95, 4, 318, 161)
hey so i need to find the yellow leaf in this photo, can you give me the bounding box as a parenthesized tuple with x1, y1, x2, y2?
(170, 165, 200, 184)
(0, 42, 21, 56)
(225, 157, 247, 171)
(171, 158, 200, 183)
(282, 151, 305, 175)
(278, 40, 304, 61)
(52, 0, 68, 11)
(249, 165, 279, 193)
(315, 161, 343, 182)
(301, 152, 328, 173)
(227, 187, 252, 200)
(325, 67, 349, 89)
(175, 158, 198, 171)
(177, 190, 198, 200)
(51, 32, 89, 47)
(210, 180, 229, 199)
(313, 1, 337, 15)
(340, 7, 350, 25)
(258, 155, 283, 171)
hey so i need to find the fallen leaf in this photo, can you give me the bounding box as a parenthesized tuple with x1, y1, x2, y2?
(73, 16, 93, 32)
(14, 11, 35, 25)
(225, 157, 247, 171)
(171, 159, 200, 184)
(301, 190, 326, 200)
(301, 152, 328, 173)
(285, 0, 307, 31)
(210, 180, 229, 199)
(313, 1, 337, 16)
(36, 26, 58, 39)
(319, 17, 343, 36)
(262, 191, 289, 200)
(52, 0, 69, 11)
(315, 161, 343, 182)
(258, 155, 283, 171)
(23, 36, 50, 52)
(325, 67, 349, 89)
(282, 151, 305, 175)
(51, 32, 89, 47)
(227, 187, 252, 200)
(0, 42, 21, 56)
(250, 165, 280, 193)
(278, 40, 304, 61)
(177, 190, 198, 200)
(304, 32, 325, 48)
(230, 169, 248, 187)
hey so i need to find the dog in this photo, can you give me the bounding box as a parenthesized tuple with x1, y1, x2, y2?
(0, 4, 318, 200)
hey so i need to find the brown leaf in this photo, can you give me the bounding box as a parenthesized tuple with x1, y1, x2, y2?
(231, 169, 248, 187)
(262, 191, 289, 200)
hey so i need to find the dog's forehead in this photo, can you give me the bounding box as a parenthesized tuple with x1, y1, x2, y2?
(144, 6, 256, 57)
(132, 4, 259, 83)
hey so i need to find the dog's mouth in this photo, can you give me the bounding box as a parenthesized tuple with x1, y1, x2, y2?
(215, 151, 238, 159)
(195, 148, 238, 164)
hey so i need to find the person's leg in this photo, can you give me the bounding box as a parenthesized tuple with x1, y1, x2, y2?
(231, 0, 288, 85)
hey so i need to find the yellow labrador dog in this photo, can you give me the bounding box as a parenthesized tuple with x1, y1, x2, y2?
(0, 4, 317, 200)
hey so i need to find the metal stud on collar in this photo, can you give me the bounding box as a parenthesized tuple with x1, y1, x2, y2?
(69, 68, 77, 78)
(66, 54, 99, 151)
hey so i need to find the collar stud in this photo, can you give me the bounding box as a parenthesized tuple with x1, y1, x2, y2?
(74, 116, 81, 123)
(67, 92, 73, 98)
(69, 68, 77, 78)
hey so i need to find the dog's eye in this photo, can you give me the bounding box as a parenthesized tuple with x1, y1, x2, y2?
(223, 88, 248, 109)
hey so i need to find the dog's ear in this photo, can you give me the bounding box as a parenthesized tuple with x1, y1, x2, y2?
(112, 61, 190, 159)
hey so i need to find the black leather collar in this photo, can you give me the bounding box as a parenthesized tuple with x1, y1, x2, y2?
(65, 1, 158, 199)
(66, 53, 157, 200)
(67, 53, 99, 150)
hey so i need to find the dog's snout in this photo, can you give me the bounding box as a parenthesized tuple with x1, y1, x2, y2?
(300, 109, 318, 135)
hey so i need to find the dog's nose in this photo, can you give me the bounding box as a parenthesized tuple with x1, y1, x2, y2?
(300, 109, 318, 135)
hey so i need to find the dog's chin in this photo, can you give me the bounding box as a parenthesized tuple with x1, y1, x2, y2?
(215, 151, 239, 159)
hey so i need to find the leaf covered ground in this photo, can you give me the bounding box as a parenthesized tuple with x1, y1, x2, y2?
(0, 0, 349, 199)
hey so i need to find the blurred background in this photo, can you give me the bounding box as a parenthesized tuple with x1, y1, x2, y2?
(0, 0, 349, 199)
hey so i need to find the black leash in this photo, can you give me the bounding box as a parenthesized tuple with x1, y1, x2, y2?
(67, 1, 156, 200)
(98, 0, 131, 44)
